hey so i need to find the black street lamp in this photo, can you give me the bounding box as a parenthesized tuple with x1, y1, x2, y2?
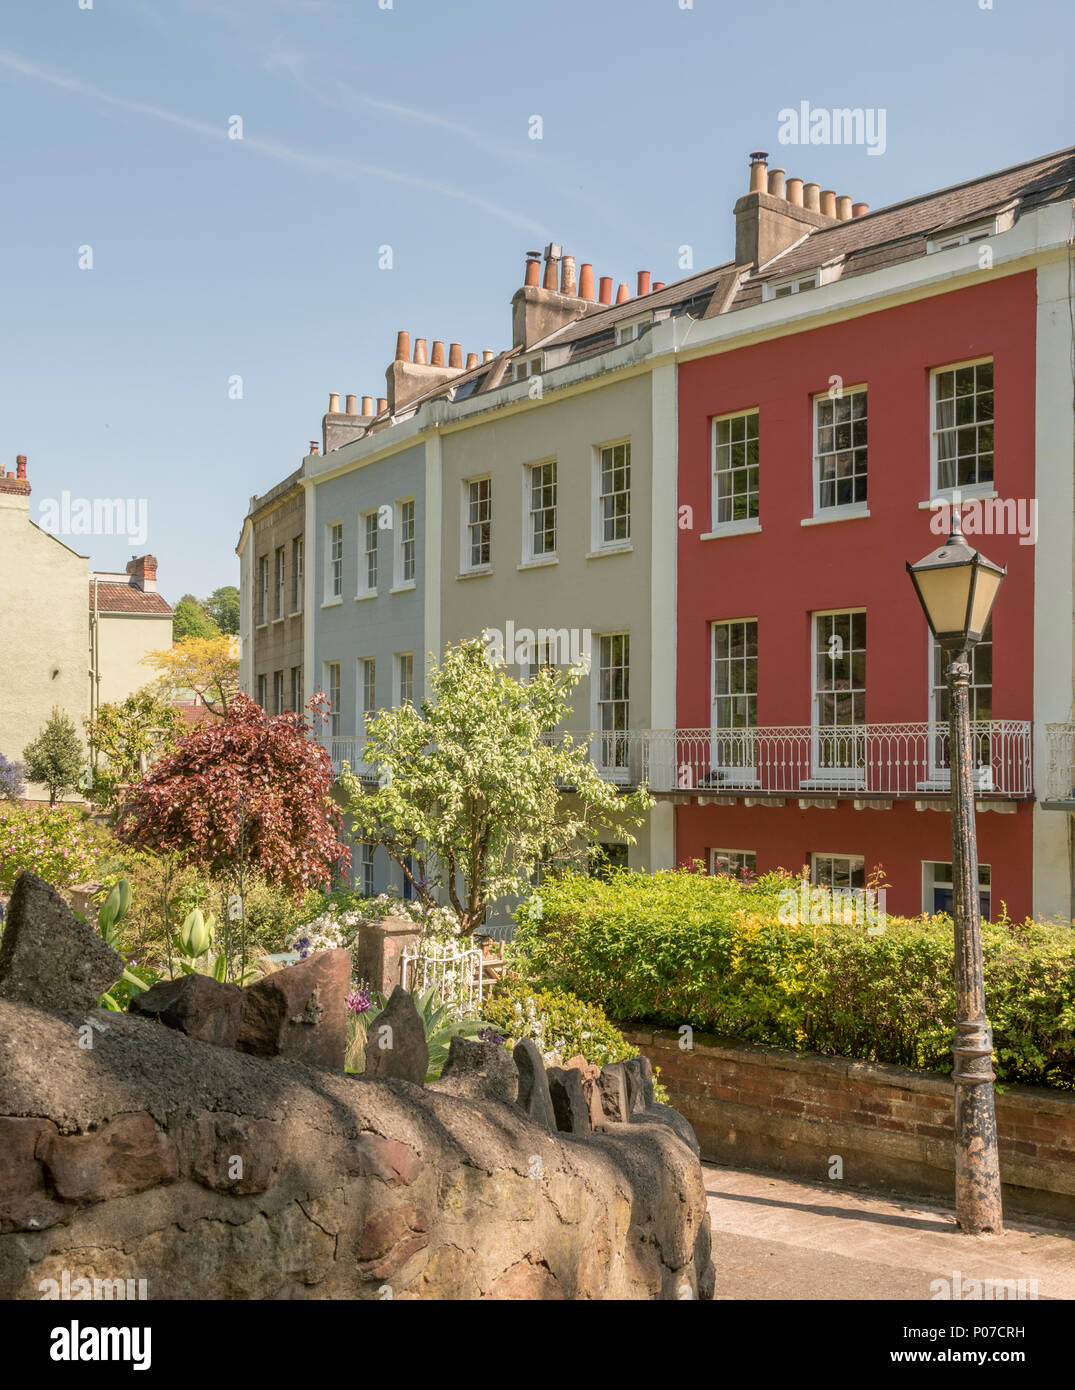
(907, 515, 1006, 1234)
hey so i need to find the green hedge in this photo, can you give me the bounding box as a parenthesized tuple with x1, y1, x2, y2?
(512, 869, 1075, 1089)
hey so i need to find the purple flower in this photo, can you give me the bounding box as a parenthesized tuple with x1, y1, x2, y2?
(347, 988, 372, 1014)
(477, 1026, 505, 1046)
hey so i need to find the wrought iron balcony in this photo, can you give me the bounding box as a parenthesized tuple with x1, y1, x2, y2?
(1043, 723, 1075, 807)
(326, 723, 1033, 801)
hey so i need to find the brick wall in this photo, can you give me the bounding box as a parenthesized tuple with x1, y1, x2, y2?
(626, 1028, 1075, 1222)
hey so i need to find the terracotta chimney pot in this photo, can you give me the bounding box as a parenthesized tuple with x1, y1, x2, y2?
(15, 454, 27, 480)
(328, 392, 340, 414)
(803, 182, 820, 212)
(395, 330, 410, 362)
(749, 151, 769, 192)
(852, 202, 869, 218)
(578, 263, 595, 300)
(637, 270, 651, 296)
(361, 396, 374, 416)
(836, 195, 853, 221)
(413, 338, 428, 365)
(560, 255, 577, 296)
(345, 394, 357, 415)
(652, 281, 665, 292)
(598, 276, 613, 305)
(615, 282, 630, 303)
(820, 189, 837, 217)
(449, 342, 463, 368)
(542, 254, 558, 291)
(431, 340, 445, 367)
(767, 168, 786, 199)
(377, 397, 388, 414)
(786, 177, 804, 207)
(524, 252, 541, 287)
(482, 349, 494, 363)
(466, 352, 479, 369)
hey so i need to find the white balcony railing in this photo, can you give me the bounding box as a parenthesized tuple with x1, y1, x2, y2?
(1045, 723, 1075, 804)
(326, 722, 1033, 800)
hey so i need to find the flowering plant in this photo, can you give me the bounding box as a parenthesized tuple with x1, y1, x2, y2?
(0, 804, 98, 891)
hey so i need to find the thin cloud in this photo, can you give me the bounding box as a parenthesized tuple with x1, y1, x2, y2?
(0, 48, 548, 236)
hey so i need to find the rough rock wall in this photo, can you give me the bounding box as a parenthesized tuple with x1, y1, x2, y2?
(0, 999, 714, 1300)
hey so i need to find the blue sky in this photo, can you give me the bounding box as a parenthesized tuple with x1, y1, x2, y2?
(0, 0, 1071, 601)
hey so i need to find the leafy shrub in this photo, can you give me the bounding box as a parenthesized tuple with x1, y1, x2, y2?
(352, 987, 485, 1080)
(512, 869, 1075, 1089)
(483, 980, 639, 1068)
(0, 804, 98, 891)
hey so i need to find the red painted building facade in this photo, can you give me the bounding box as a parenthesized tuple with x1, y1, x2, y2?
(675, 272, 1037, 918)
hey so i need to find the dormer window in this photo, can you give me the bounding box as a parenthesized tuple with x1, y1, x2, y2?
(513, 355, 541, 382)
(927, 219, 997, 253)
(763, 272, 818, 302)
(615, 317, 648, 345)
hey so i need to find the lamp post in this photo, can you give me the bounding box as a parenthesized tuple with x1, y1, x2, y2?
(907, 514, 1006, 1234)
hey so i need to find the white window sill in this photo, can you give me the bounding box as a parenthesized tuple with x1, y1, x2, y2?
(287, 610, 302, 619)
(354, 591, 378, 603)
(390, 581, 417, 594)
(518, 555, 559, 571)
(701, 519, 762, 540)
(457, 567, 493, 581)
(255, 623, 269, 631)
(919, 489, 998, 510)
(801, 507, 870, 527)
(271, 617, 285, 626)
(321, 598, 343, 609)
(586, 543, 633, 559)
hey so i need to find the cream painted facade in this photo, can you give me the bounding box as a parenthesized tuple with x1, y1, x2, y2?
(0, 485, 89, 796)
(91, 608, 174, 709)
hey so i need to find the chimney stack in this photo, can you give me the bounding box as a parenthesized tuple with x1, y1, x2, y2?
(836, 195, 853, 221)
(395, 330, 410, 362)
(734, 151, 842, 268)
(560, 255, 577, 296)
(512, 240, 595, 348)
(786, 177, 804, 207)
(749, 151, 769, 192)
(126, 555, 158, 593)
(578, 263, 595, 300)
(598, 276, 613, 304)
(361, 396, 374, 415)
(637, 270, 651, 296)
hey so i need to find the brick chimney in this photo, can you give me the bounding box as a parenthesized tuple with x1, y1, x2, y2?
(0, 455, 31, 502)
(511, 241, 599, 350)
(126, 554, 158, 593)
(734, 150, 840, 269)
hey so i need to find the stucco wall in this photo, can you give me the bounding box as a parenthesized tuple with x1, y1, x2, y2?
(0, 495, 88, 793)
(93, 612, 173, 708)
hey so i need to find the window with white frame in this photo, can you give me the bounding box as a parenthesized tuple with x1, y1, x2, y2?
(616, 319, 647, 345)
(711, 620, 757, 772)
(812, 610, 866, 775)
(927, 221, 995, 253)
(359, 657, 376, 722)
(526, 460, 557, 560)
(712, 411, 760, 527)
(709, 849, 757, 879)
(359, 842, 375, 897)
(290, 665, 303, 714)
(396, 652, 414, 706)
(595, 633, 630, 774)
(764, 272, 818, 301)
(814, 388, 868, 511)
(811, 853, 865, 892)
(291, 536, 304, 613)
(923, 861, 991, 919)
(274, 547, 286, 619)
(326, 523, 343, 600)
(359, 510, 378, 595)
(931, 360, 994, 493)
(463, 477, 492, 570)
(596, 442, 631, 546)
(324, 662, 341, 737)
(395, 498, 416, 585)
(257, 556, 269, 625)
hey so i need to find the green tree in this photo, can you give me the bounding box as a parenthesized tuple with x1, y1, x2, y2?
(172, 594, 219, 642)
(84, 687, 185, 810)
(338, 638, 653, 934)
(205, 585, 241, 635)
(23, 707, 85, 806)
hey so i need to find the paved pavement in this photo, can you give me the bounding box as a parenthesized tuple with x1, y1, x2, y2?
(703, 1164, 1075, 1300)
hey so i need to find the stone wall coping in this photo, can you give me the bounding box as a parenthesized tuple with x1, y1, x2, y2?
(625, 1027, 1075, 1117)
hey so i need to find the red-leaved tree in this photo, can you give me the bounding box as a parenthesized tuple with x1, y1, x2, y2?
(115, 694, 349, 965)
